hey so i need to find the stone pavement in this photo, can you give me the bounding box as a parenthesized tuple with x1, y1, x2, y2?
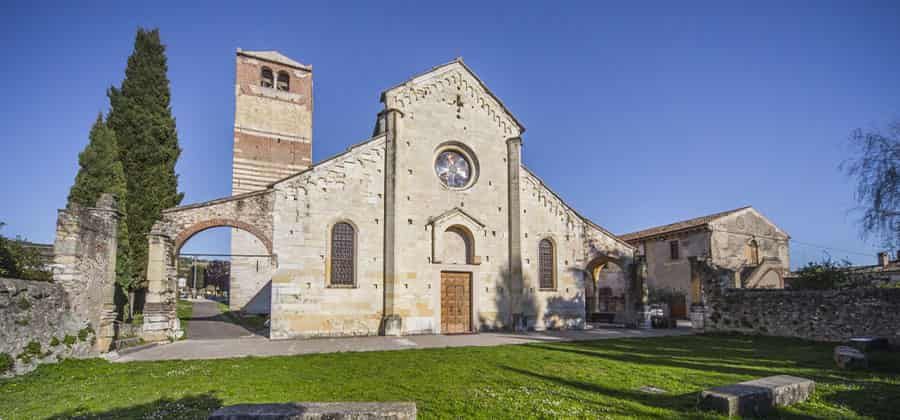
(114, 325, 692, 362)
(186, 299, 259, 340)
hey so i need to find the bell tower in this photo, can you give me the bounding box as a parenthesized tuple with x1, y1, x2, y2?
(232, 49, 313, 195)
(230, 49, 312, 313)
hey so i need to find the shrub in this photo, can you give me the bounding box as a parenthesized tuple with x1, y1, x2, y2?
(78, 326, 94, 342)
(49, 337, 60, 347)
(0, 353, 12, 373)
(18, 341, 42, 363)
(63, 335, 76, 346)
(14, 318, 29, 326)
(0, 222, 53, 282)
(789, 257, 860, 290)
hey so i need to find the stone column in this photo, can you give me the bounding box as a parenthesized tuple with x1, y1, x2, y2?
(632, 255, 651, 329)
(142, 230, 182, 342)
(506, 137, 525, 330)
(380, 108, 403, 336)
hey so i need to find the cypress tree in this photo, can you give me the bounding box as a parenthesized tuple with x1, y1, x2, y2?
(107, 28, 183, 289)
(67, 114, 134, 291)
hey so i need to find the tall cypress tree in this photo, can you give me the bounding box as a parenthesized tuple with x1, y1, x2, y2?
(68, 114, 134, 291)
(107, 28, 183, 289)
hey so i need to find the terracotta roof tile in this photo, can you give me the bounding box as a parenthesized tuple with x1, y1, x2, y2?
(619, 206, 751, 242)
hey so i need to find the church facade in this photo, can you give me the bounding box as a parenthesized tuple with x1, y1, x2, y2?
(142, 50, 636, 340)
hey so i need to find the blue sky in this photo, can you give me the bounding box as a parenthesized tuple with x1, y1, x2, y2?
(1, 1, 898, 268)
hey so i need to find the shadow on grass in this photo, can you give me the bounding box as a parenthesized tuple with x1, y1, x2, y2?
(530, 335, 900, 419)
(47, 393, 222, 419)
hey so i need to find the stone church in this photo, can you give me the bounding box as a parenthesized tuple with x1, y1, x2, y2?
(142, 50, 640, 340)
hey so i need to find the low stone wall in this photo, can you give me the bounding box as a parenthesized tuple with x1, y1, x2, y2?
(705, 288, 900, 342)
(0, 278, 95, 377)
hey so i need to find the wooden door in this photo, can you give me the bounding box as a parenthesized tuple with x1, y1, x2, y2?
(441, 272, 471, 334)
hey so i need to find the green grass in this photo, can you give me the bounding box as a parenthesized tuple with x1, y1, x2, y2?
(176, 299, 192, 339)
(1, 334, 897, 419)
(216, 301, 268, 334)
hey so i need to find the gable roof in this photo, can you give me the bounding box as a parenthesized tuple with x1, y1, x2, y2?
(237, 49, 312, 71)
(619, 206, 752, 242)
(380, 58, 525, 134)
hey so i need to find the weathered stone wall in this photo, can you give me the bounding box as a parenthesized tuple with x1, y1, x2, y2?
(705, 288, 900, 342)
(52, 195, 118, 350)
(519, 169, 633, 329)
(642, 230, 710, 307)
(0, 278, 94, 377)
(709, 209, 789, 275)
(269, 137, 387, 339)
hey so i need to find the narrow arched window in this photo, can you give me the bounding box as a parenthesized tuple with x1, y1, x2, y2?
(260, 67, 274, 88)
(276, 71, 290, 91)
(538, 239, 555, 289)
(330, 222, 355, 286)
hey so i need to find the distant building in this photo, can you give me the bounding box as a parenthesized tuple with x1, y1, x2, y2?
(844, 252, 900, 285)
(620, 207, 790, 318)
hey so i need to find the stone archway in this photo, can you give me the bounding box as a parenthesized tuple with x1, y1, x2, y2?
(142, 190, 275, 342)
(584, 255, 628, 324)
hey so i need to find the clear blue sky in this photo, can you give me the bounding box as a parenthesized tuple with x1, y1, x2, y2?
(1, 1, 898, 268)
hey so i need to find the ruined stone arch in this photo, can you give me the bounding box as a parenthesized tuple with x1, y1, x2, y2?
(142, 190, 275, 342)
(174, 218, 272, 255)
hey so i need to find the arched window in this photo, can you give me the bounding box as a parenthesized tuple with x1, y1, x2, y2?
(330, 222, 355, 286)
(538, 239, 555, 289)
(276, 71, 290, 91)
(260, 67, 274, 88)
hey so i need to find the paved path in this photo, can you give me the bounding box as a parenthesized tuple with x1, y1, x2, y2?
(186, 299, 259, 340)
(115, 326, 692, 362)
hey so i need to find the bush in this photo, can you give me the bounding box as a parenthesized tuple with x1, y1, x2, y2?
(790, 257, 859, 290)
(18, 341, 42, 363)
(49, 337, 60, 347)
(63, 335, 76, 346)
(0, 352, 12, 373)
(0, 222, 53, 282)
(78, 326, 94, 342)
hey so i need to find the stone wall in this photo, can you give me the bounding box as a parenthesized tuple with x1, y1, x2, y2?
(0, 278, 95, 377)
(704, 282, 900, 342)
(52, 194, 119, 351)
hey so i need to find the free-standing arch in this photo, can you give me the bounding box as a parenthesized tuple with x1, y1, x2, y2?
(142, 189, 276, 342)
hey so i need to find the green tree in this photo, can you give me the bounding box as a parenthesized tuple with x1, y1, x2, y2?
(789, 257, 854, 290)
(107, 28, 183, 290)
(842, 119, 900, 250)
(0, 223, 52, 282)
(67, 115, 135, 292)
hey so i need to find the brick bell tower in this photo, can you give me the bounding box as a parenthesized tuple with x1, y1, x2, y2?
(232, 49, 313, 195)
(230, 49, 312, 313)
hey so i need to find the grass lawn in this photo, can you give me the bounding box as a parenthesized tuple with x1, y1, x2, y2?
(176, 299, 192, 339)
(1, 334, 898, 419)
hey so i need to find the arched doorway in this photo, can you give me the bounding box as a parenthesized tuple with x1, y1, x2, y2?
(584, 256, 628, 324)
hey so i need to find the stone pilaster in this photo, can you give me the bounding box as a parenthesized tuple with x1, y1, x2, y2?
(506, 137, 524, 330)
(141, 230, 182, 342)
(381, 108, 403, 335)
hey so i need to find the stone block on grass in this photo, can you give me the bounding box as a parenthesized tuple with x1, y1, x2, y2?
(698, 375, 815, 417)
(834, 346, 868, 369)
(208, 402, 417, 420)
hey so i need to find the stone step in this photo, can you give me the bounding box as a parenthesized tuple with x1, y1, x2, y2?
(699, 375, 815, 417)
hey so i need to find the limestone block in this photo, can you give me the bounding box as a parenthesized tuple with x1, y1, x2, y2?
(698, 375, 815, 417)
(208, 402, 417, 420)
(834, 346, 868, 369)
